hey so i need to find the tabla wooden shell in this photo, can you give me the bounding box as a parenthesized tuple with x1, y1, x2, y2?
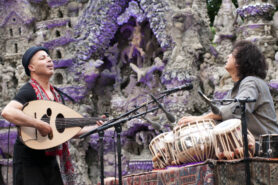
(149, 131, 176, 168)
(163, 131, 179, 165)
(213, 119, 255, 160)
(173, 119, 215, 164)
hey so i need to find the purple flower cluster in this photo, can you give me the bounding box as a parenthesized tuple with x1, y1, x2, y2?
(89, 130, 126, 153)
(0, 119, 15, 128)
(58, 85, 88, 102)
(53, 58, 74, 68)
(161, 72, 193, 87)
(237, 24, 264, 32)
(127, 160, 153, 173)
(0, 131, 17, 155)
(214, 90, 228, 100)
(0, 11, 35, 27)
(139, 0, 172, 49)
(145, 65, 165, 82)
(165, 161, 205, 169)
(46, 19, 70, 29)
(123, 123, 150, 138)
(74, 0, 127, 59)
(117, 1, 145, 25)
(269, 81, 278, 91)
(47, 0, 68, 8)
(28, 0, 44, 3)
(43, 36, 75, 49)
(210, 45, 218, 57)
(0, 158, 13, 166)
(236, 3, 275, 18)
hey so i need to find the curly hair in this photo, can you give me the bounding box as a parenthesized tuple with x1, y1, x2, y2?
(232, 40, 268, 79)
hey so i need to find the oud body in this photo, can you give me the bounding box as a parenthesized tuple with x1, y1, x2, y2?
(19, 100, 100, 150)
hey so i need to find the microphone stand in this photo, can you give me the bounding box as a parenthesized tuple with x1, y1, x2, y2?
(98, 130, 105, 185)
(81, 83, 193, 138)
(79, 94, 168, 185)
(212, 97, 256, 185)
(79, 84, 193, 185)
(79, 95, 166, 185)
(80, 93, 169, 139)
(149, 94, 175, 123)
(83, 107, 159, 185)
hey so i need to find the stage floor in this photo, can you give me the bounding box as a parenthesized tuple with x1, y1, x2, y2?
(101, 157, 278, 185)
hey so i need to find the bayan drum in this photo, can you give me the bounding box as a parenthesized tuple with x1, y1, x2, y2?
(259, 134, 278, 158)
(173, 119, 215, 164)
(149, 132, 175, 168)
(213, 119, 255, 160)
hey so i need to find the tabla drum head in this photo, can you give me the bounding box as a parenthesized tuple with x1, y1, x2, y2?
(213, 119, 241, 134)
(164, 131, 174, 143)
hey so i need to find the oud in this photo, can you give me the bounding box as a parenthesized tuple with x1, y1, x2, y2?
(19, 100, 104, 150)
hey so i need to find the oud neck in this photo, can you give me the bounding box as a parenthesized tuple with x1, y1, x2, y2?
(60, 117, 100, 128)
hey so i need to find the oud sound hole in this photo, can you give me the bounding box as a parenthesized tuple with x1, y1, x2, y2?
(41, 114, 52, 139)
(56, 113, 65, 133)
(47, 108, 52, 116)
(41, 114, 50, 124)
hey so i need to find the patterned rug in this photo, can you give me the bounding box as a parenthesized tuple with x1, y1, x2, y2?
(215, 157, 278, 185)
(100, 158, 278, 185)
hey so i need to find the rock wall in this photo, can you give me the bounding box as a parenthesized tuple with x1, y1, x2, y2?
(0, 0, 278, 184)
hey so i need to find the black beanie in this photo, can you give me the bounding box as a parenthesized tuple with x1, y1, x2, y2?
(22, 46, 49, 76)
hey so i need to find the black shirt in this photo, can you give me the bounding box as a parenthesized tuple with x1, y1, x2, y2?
(12, 82, 64, 185)
(13, 83, 37, 105)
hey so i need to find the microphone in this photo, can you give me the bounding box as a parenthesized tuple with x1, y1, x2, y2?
(142, 116, 162, 131)
(160, 83, 193, 94)
(198, 90, 221, 115)
(149, 94, 176, 123)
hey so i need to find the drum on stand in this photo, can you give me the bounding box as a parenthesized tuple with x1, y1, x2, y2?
(173, 119, 215, 164)
(213, 119, 255, 160)
(149, 132, 175, 169)
(259, 134, 278, 158)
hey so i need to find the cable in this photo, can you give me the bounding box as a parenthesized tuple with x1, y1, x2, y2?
(6, 122, 11, 185)
(113, 131, 117, 181)
(53, 86, 75, 104)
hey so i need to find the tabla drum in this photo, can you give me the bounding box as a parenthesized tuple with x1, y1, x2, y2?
(164, 131, 179, 165)
(149, 132, 175, 168)
(173, 119, 215, 164)
(259, 134, 278, 158)
(213, 119, 255, 160)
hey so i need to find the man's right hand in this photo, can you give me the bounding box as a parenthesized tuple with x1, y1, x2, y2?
(36, 121, 53, 137)
(1, 100, 53, 137)
(178, 112, 222, 126)
(178, 116, 202, 125)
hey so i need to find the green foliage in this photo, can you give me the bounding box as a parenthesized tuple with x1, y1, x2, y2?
(207, 0, 222, 25)
(210, 26, 216, 34)
(210, 26, 216, 37)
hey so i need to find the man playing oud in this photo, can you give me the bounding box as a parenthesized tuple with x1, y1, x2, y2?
(1, 46, 103, 185)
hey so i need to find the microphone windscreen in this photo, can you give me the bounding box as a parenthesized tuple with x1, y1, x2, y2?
(166, 113, 176, 123)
